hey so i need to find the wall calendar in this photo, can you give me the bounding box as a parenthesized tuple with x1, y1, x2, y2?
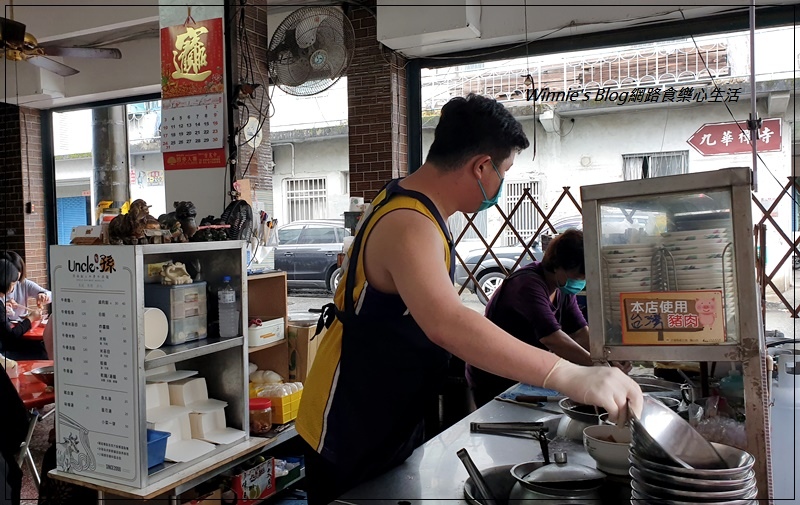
(160, 93, 223, 153)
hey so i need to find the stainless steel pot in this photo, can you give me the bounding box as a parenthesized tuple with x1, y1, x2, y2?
(508, 453, 605, 504)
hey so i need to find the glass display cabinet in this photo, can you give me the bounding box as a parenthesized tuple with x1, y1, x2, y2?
(581, 167, 770, 500)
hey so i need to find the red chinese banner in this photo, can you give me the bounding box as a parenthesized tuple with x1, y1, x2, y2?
(621, 291, 726, 345)
(163, 149, 226, 171)
(160, 18, 224, 99)
(160, 17, 226, 171)
(687, 117, 782, 156)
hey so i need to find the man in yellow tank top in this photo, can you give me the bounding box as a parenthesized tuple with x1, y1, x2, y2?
(296, 93, 643, 504)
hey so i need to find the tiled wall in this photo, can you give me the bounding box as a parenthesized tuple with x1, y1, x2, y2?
(238, 3, 273, 193)
(346, 2, 408, 201)
(0, 103, 47, 289)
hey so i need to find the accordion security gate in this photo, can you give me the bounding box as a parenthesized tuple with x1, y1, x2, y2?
(453, 181, 797, 330)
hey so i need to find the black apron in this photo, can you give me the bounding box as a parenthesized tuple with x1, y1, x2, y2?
(315, 180, 455, 473)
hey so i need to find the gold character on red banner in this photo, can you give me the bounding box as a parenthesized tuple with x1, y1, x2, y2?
(172, 26, 212, 82)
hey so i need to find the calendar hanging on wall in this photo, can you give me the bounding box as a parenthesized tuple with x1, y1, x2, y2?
(161, 93, 224, 152)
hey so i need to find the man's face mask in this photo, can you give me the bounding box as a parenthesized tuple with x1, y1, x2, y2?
(476, 159, 504, 213)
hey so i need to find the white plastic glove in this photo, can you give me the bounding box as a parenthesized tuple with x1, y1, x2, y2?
(543, 358, 643, 425)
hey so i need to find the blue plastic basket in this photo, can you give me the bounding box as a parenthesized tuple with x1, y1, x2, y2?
(146, 429, 170, 468)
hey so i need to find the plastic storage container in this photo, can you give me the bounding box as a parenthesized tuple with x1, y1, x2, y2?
(144, 282, 208, 345)
(146, 429, 171, 468)
(249, 398, 273, 435)
(247, 317, 285, 348)
(218, 276, 239, 339)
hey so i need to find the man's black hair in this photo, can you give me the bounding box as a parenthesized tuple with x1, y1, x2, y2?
(426, 93, 530, 171)
(541, 229, 585, 275)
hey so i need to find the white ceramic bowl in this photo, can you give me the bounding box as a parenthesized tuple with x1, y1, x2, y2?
(583, 424, 631, 476)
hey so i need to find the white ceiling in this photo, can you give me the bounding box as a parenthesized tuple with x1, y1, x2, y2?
(2, 1, 797, 108)
(378, 0, 800, 58)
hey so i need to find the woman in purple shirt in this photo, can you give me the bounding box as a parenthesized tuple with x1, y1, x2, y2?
(466, 229, 629, 407)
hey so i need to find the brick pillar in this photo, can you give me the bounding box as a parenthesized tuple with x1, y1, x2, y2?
(0, 103, 47, 289)
(236, 3, 273, 198)
(347, 3, 408, 202)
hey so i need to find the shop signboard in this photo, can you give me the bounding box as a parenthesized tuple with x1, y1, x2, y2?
(620, 291, 726, 345)
(51, 246, 142, 487)
(687, 117, 782, 156)
(160, 17, 225, 170)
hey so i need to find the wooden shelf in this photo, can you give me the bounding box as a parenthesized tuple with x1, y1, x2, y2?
(248, 338, 287, 354)
(247, 271, 287, 281)
(144, 336, 244, 369)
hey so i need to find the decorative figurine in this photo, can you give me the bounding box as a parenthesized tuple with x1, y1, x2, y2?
(160, 262, 193, 285)
(107, 199, 151, 245)
(174, 201, 199, 238)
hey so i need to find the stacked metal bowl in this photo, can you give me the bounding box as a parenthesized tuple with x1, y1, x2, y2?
(629, 396, 757, 504)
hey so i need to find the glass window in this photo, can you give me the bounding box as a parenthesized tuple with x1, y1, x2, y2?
(337, 227, 351, 241)
(52, 100, 165, 244)
(298, 226, 337, 245)
(285, 178, 328, 222)
(597, 189, 736, 345)
(623, 151, 689, 180)
(270, 78, 349, 226)
(278, 226, 304, 245)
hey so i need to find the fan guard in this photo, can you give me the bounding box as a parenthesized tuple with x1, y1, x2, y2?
(268, 6, 354, 97)
(221, 199, 254, 242)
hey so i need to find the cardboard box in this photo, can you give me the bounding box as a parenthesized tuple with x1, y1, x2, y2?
(231, 457, 276, 505)
(182, 488, 222, 505)
(70, 225, 104, 245)
(287, 323, 325, 383)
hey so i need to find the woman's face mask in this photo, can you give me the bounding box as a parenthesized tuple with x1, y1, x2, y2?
(476, 159, 504, 213)
(557, 270, 586, 295)
(559, 278, 586, 296)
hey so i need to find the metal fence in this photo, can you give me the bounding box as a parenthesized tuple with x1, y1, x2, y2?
(454, 186, 582, 300)
(455, 181, 797, 324)
(753, 177, 800, 319)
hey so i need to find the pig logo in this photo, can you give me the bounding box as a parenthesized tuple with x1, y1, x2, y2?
(695, 298, 717, 330)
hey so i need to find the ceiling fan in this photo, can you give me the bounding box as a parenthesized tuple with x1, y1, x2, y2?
(0, 1, 122, 76)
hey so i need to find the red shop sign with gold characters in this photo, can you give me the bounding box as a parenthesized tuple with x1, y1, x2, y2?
(160, 17, 224, 99)
(160, 16, 226, 170)
(621, 291, 726, 345)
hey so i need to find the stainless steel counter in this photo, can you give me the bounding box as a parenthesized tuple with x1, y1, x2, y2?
(337, 398, 602, 504)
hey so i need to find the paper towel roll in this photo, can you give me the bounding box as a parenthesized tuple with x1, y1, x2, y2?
(144, 307, 169, 349)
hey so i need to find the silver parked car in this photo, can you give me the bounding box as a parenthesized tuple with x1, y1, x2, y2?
(454, 243, 544, 305)
(275, 219, 350, 292)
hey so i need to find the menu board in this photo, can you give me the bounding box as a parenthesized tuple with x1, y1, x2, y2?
(51, 246, 141, 487)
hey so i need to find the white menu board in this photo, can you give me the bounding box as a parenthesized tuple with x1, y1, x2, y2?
(51, 246, 141, 487)
(160, 93, 223, 152)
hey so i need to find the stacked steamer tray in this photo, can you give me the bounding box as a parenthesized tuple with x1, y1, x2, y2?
(601, 240, 658, 330)
(661, 228, 736, 340)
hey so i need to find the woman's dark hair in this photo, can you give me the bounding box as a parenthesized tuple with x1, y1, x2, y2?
(0, 251, 25, 280)
(541, 229, 585, 275)
(426, 93, 530, 171)
(0, 258, 21, 294)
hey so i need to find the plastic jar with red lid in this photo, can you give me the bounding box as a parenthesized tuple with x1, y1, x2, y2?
(249, 398, 273, 435)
